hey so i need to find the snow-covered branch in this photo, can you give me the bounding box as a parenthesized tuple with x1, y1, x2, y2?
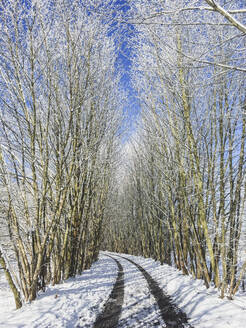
(204, 0, 246, 33)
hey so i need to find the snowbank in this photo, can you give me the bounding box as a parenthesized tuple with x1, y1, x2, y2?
(113, 252, 246, 328)
(0, 255, 118, 327)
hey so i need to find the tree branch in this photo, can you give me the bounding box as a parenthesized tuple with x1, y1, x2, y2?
(204, 0, 246, 34)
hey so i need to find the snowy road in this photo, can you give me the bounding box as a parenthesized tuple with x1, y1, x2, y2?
(1, 252, 246, 327)
(93, 254, 191, 328)
(114, 255, 164, 328)
(93, 256, 124, 328)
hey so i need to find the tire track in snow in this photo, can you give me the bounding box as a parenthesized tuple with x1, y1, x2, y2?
(93, 256, 124, 328)
(117, 255, 193, 328)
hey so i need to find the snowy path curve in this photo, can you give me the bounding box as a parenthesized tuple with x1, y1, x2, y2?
(95, 254, 192, 328)
(93, 256, 124, 328)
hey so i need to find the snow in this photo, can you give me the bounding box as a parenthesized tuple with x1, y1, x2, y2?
(109, 252, 246, 328)
(116, 256, 165, 327)
(0, 256, 118, 328)
(1, 252, 246, 327)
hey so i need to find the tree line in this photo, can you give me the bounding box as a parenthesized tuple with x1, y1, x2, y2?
(104, 0, 246, 300)
(0, 0, 120, 308)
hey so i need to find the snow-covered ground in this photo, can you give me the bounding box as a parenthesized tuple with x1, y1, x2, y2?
(116, 256, 165, 327)
(111, 252, 246, 328)
(0, 255, 118, 328)
(1, 252, 246, 327)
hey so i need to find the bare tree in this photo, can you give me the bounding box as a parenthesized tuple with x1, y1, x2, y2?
(105, 0, 246, 299)
(0, 0, 121, 306)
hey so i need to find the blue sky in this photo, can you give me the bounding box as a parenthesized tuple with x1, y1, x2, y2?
(113, 0, 141, 141)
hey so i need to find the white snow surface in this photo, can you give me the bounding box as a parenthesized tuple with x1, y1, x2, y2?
(0, 251, 246, 327)
(0, 255, 118, 328)
(116, 256, 165, 327)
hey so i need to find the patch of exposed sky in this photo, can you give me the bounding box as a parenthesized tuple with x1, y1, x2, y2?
(110, 0, 141, 141)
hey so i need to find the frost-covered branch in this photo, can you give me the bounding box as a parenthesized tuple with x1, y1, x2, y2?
(204, 0, 246, 33)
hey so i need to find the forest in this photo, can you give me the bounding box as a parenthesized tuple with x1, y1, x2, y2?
(0, 0, 246, 309)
